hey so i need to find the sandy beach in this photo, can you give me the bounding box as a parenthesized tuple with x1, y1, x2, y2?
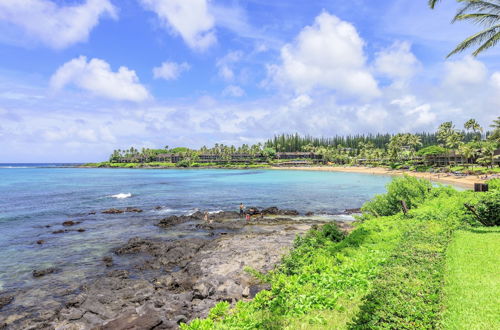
(270, 166, 487, 189)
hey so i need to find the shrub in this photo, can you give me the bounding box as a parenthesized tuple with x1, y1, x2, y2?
(176, 159, 192, 167)
(362, 175, 432, 217)
(487, 178, 500, 191)
(469, 190, 500, 226)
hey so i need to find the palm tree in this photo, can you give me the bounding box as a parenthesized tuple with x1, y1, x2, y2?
(430, 0, 500, 57)
(464, 118, 483, 140)
(488, 116, 500, 142)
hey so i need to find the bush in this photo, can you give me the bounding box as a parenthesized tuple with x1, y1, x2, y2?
(469, 190, 500, 226)
(362, 175, 432, 217)
(487, 178, 500, 191)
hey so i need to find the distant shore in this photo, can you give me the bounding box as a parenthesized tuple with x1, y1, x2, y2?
(270, 166, 487, 188)
(81, 162, 490, 188)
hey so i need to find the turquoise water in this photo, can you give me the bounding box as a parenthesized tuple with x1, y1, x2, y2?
(0, 166, 392, 292)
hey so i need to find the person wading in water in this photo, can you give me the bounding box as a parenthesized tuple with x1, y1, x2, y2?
(239, 203, 245, 218)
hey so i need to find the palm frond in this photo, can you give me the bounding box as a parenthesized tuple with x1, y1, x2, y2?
(455, 0, 500, 17)
(453, 13, 500, 25)
(471, 27, 500, 54)
(429, 0, 441, 9)
(447, 24, 500, 56)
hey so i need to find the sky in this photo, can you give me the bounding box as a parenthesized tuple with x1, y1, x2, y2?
(0, 0, 498, 162)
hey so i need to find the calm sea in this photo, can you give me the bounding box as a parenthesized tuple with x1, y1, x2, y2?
(0, 165, 392, 293)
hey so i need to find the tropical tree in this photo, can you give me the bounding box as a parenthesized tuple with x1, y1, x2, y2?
(488, 116, 500, 143)
(430, 0, 500, 57)
(464, 118, 483, 140)
(437, 121, 464, 149)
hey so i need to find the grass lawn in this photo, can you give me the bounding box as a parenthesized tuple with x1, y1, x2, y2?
(442, 227, 500, 329)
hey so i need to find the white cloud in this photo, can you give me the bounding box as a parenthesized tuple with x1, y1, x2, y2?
(374, 41, 420, 84)
(217, 51, 243, 81)
(290, 94, 313, 109)
(443, 56, 488, 87)
(153, 61, 190, 80)
(490, 72, 500, 90)
(0, 0, 117, 49)
(140, 0, 216, 51)
(50, 56, 150, 102)
(268, 11, 380, 99)
(222, 85, 245, 97)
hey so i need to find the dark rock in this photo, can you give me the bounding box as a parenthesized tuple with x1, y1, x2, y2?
(125, 207, 143, 213)
(155, 206, 163, 210)
(107, 270, 129, 279)
(101, 308, 162, 330)
(0, 294, 14, 309)
(102, 208, 124, 214)
(66, 294, 87, 308)
(193, 282, 213, 299)
(158, 215, 188, 228)
(52, 229, 67, 234)
(77, 228, 86, 232)
(62, 220, 80, 226)
(32, 267, 59, 278)
(305, 212, 314, 216)
(174, 315, 188, 325)
(262, 206, 299, 216)
(102, 256, 113, 267)
(45, 225, 51, 228)
(36, 240, 45, 245)
(245, 207, 261, 215)
(344, 208, 361, 214)
(88, 211, 97, 215)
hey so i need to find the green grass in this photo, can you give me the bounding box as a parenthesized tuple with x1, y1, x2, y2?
(441, 227, 500, 330)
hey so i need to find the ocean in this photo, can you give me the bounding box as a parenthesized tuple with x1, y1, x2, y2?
(0, 165, 392, 294)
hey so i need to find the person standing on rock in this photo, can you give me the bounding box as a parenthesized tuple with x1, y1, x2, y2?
(239, 203, 245, 218)
(204, 211, 209, 223)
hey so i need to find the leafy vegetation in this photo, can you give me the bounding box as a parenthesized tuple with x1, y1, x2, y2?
(361, 175, 432, 217)
(181, 176, 496, 329)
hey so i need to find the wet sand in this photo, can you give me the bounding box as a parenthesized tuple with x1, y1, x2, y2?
(270, 166, 487, 189)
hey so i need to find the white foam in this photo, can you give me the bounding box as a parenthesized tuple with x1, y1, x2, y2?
(154, 208, 175, 215)
(110, 193, 132, 199)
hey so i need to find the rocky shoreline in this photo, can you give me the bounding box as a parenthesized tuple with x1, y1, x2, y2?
(0, 207, 354, 330)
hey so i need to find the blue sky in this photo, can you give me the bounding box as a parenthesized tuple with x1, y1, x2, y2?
(0, 0, 498, 162)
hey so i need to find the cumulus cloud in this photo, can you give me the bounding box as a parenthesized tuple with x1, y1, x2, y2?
(222, 85, 245, 97)
(50, 56, 150, 102)
(443, 56, 488, 87)
(374, 41, 420, 84)
(391, 96, 436, 128)
(140, 0, 216, 51)
(0, 0, 117, 49)
(153, 61, 190, 80)
(268, 11, 380, 99)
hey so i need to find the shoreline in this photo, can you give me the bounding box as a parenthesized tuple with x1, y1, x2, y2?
(269, 166, 486, 189)
(0, 208, 350, 329)
(79, 164, 489, 188)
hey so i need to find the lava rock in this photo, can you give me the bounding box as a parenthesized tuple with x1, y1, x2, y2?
(101, 308, 162, 330)
(102, 208, 124, 214)
(33, 267, 59, 278)
(36, 240, 45, 245)
(62, 220, 80, 227)
(102, 256, 113, 267)
(52, 229, 67, 234)
(125, 207, 143, 213)
(0, 294, 14, 310)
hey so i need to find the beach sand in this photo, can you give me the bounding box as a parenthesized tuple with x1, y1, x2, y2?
(270, 166, 486, 189)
